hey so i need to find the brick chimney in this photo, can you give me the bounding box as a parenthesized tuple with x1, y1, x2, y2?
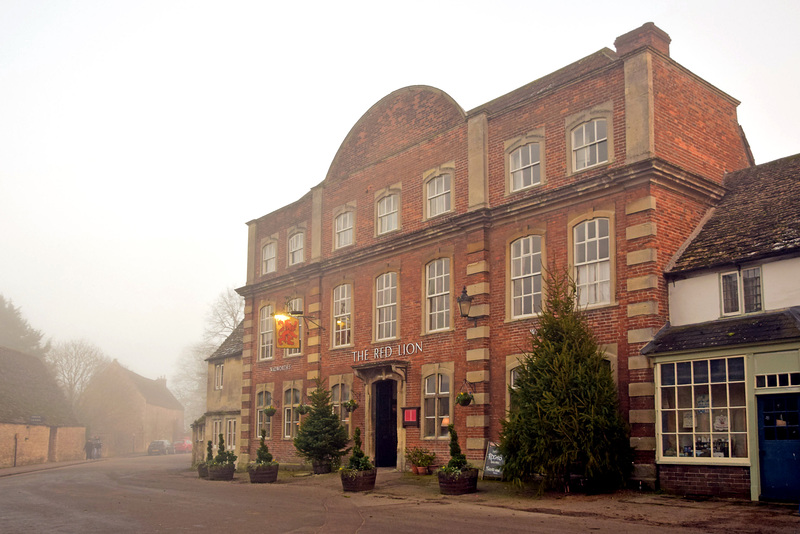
(614, 22, 671, 57)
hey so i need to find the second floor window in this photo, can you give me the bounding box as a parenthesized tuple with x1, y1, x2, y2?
(289, 233, 304, 265)
(510, 143, 541, 191)
(376, 272, 397, 340)
(427, 173, 451, 218)
(574, 218, 610, 306)
(262, 242, 276, 274)
(214, 363, 224, 390)
(511, 235, 542, 317)
(333, 284, 352, 347)
(259, 305, 274, 361)
(572, 119, 608, 171)
(335, 212, 354, 249)
(426, 258, 450, 332)
(721, 267, 762, 315)
(377, 194, 398, 234)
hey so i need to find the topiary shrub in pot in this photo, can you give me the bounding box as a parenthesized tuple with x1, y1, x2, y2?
(197, 440, 213, 478)
(437, 424, 478, 495)
(206, 434, 237, 481)
(340, 427, 377, 492)
(293, 379, 349, 474)
(248, 429, 279, 483)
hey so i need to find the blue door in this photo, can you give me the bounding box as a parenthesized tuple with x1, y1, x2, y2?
(758, 393, 800, 501)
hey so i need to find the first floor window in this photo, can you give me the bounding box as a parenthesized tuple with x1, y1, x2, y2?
(256, 390, 273, 439)
(423, 373, 450, 438)
(574, 218, 610, 306)
(262, 242, 276, 274)
(259, 305, 274, 360)
(426, 258, 450, 332)
(333, 284, 352, 347)
(377, 194, 398, 234)
(335, 212, 354, 249)
(284, 388, 301, 438)
(331, 381, 351, 423)
(721, 267, 762, 315)
(572, 118, 608, 171)
(510, 143, 541, 191)
(510, 367, 521, 389)
(426, 173, 451, 218)
(289, 232, 304, 265)
(214, 363, 224, 390)
(511, 235, 542, 317)
(376, 272, 397, 340)
(658, 356, 747, 460)
(225, 419, 236, 450)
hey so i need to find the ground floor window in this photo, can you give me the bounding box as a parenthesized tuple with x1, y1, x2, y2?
(256, 390, 273, 439)
(284, 388, 301, 438)
(225, 419, 236, 450)
(423, 372, 450, 438)
(331, 381, 351, 423)
(212, 420, 223, 447)
(657, 356, 748, 460)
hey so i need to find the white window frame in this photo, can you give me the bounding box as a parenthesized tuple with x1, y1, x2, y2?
(510, 143, 541, 191)
(262, 242, 276, 274)
(426, 173, 452, 218)
(423, 373, 451, 439)
(511, 235, 542, 318)
(574, 218, 611, 306)
(283, 388, 301, 439)
(376, 272, 397, 341)
(288, 232, 304, 266)
(212, 420, 223, 448)
(214, 363, 224, 390)
(656, 356, 748, 464)
(333, 284, 352, 347)
(720, 267, 762, 316)
(334, 212, 354, 249)
(331, 381, 351, 424)
(426, 258, 450, 332)
(258, 305, 274, 361)
(256, 390, 273, 439)
(225, 419, 236, 450)
(284, 298, 303, 356)
(377, 194, 399, 235)
(572, 118, 608, 171)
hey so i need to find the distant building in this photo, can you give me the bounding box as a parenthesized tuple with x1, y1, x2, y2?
(79, 360, 184, 456)
(644, 154, 800, 500)
(192, 323, 243, 465)
(0, 346, 85, 467)
(234, 21, 754, 493)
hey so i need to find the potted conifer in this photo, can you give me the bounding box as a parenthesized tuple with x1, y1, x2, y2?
(293, 379, 349, 474)
(340, 427, 377, 491)
(197, 440, 213, 478)
(437, 424, 478, 495)
(206, 434, 237, 481)
(248, 429, 279, 483)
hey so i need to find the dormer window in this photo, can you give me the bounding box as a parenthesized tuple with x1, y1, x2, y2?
(721, 267, 762, 315)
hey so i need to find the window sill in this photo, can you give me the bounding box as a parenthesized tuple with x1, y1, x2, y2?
(657, 457, 750, 467)
(569, 160, 612, 177)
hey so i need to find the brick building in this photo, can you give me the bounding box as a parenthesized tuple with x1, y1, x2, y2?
(235, 22, 752, 488)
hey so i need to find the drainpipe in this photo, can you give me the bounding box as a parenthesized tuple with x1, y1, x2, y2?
(13, 433, 18, 467)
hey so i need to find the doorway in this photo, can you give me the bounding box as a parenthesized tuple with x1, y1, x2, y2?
(757, 393, 800, 501)
(373, 379, 397, 467)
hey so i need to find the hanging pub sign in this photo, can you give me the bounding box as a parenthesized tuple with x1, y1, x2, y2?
(402, 407, 420, 428)
(275, 314, 300, 349)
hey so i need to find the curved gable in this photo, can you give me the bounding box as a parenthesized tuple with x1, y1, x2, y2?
(325, 86, 465, 182)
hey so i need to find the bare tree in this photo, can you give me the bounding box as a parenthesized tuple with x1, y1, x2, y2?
(46, 339, 110, 407)
(203, 287, 244, 344)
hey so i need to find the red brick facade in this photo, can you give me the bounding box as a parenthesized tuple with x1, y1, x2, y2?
(236, 23, 751, 491)
(659, 465, 751, 499)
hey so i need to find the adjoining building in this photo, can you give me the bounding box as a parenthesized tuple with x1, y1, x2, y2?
(0, 346, 85, 467)
(192, 323, 243, 465)
(79, 360, 184, 456)
(644, 154, 800, 501)
(235, 22, 753, 490)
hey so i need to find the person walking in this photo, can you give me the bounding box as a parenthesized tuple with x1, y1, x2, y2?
(84, 439, 93, 460)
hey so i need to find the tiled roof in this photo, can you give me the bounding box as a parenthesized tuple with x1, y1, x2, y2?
(669, 153, 800, 274)
(641, 307, 800, 355)
(120, 365, 184, 411)
(206, 322, 244, 362)
(0, 346, 79, 426)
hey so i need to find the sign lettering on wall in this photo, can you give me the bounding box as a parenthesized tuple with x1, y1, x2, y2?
(352, 342, 423, 362)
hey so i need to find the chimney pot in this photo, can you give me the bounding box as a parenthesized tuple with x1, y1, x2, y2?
(615, 22, 671, 57)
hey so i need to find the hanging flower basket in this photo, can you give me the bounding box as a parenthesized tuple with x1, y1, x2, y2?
(344, 399, 359, 413)
(456, 391, 474, 407)
(263, 405, 277, 417)
(296, 404, 311, 415)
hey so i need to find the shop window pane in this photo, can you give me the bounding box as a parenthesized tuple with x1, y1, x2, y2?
(730, 408, 747, 432)
(728, 357, 745, 381)
(694, 385, 709, 410)
(696, 435, 711, 457)
(711, 384, 728, 407)
(711, 409, 728, 431)
(679, 434, 694, 457)
(712, 435, 730, 457)
(677, 362, 692, 385)
(710, 359, 727, 382)
(662, 411, 676, 432)
(662, 435, 677, 457)
(695, 410, 710, 432)
(779, 374, 789, 387)
(679, 410, 693, 431)
(767, 375, 778, 387)
(693, 360, 709, 383)
(660, 364, 675, 385)
(661, 387, 676, 409)
(731, 434, 748, 457)
(729, 382, 746, 407)
(791, 373, 800, 386)
(677, 386, 693, 409)
(756, 375, 766, 388)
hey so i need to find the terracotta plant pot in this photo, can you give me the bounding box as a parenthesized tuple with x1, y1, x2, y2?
(412, 465, 430, 475)
(437, 467, 479, 495)
(248, 463, 279, 483)
(341, 468, 377, 492)
(312, 460, 332, 474)
(197, 463, 208, 478)
(207, 464, 236, 481)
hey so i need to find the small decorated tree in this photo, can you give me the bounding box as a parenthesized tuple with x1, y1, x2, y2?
(293, 378, 349, 473)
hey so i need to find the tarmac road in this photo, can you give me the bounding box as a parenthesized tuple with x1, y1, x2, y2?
(0, 454, 797, 533)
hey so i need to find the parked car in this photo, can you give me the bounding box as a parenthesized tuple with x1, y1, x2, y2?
(147, 440, 174, 455)
(173, 438, 192, 454)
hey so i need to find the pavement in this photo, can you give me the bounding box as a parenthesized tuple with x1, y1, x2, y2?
(3, 459, 799, 533)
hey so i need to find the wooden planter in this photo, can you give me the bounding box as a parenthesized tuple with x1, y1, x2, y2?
(197, 463, 208, 478)
(248, 463, 279, 483)
(341, 468, 377, 492)
(312, 460, 332, 474)
(207, 464, 236, 481)
(437, 468, 479, 495)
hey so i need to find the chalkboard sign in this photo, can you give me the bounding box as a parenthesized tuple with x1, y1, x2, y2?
(483, 441, 504, 479)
